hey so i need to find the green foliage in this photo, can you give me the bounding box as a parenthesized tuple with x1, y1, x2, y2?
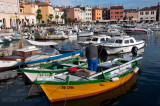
(68, 18, 71, 25)
(74, 18, 77, 23)
(49, 14, 53, 20)
(36, 9, 42, 23)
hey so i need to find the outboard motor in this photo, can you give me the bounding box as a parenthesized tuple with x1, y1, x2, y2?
(131, 46, 138, 57)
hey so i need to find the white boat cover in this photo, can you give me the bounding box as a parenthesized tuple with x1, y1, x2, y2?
(27, 40, 57, 46)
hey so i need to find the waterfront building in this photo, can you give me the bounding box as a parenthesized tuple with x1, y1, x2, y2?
(124, 9, 138, 23)
(19, 2, 38, 25)
(92, 7, 102, 21)
(138, 6, 157, 23)
(85, 6, 92, 22)
(79, 9, 86, 22)
(35, 1, 54, 23)
(110, 6, 124, 22)
(102, 8, 109, 20)
(53, 7, 64, 24)
(157, 2, 160, 22)
(0, 0, 19, 28)
(66, 7, 80, 22)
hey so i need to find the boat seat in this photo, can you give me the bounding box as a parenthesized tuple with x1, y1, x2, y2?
(98, 62, 113, 68)
(61, 63, 77, 67)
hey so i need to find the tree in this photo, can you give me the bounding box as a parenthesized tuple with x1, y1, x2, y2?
(61, 14, 65, 24)
(74, 18, 77, 23)
(129, 16, 133, 24)
(68, 18, 71, 25)
(49, 14, 53, 22)
(36, 9, 42, 23)
(55, 15, 59, 24)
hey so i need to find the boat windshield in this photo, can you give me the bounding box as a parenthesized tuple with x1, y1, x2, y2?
(92, 38, 98, 41)
(108, 39, 115, 43)
(86, 38, 91, 41)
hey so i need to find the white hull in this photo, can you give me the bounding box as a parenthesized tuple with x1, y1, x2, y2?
(24, 72, 54, 82)
(103, 43, 145, 55)
(0, 60, 23, 69)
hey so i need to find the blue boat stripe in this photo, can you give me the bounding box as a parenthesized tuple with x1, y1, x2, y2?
(26, 51, 83, 64)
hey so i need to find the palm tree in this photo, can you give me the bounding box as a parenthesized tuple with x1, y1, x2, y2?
(49, 14, 53, 22)
(74, 18, 77, 23)
(55, 15, 59, 24)
(36, 9, 42, 23)
(129, 16, 133, 24)
(61, 14, 65, 24)
(68, 18, 71, 25)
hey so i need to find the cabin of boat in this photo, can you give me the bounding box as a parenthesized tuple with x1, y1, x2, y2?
(0, 46, 38, 61)
(78, 35, 111, 46)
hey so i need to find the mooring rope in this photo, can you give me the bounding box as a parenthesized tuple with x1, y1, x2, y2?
(64, 77, 70, 106)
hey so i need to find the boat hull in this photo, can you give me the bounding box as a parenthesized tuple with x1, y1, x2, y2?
(0, 60, 23, 71)
(103, 42, 145, 55)
(40, 72, 135, 103)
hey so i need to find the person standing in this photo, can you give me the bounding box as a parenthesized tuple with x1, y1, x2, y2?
(85, 41, 98, 71)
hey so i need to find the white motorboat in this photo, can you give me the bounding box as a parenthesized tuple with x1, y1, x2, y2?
(35, 30, 69, 40)
(100, 36, 145, 55)
(78, 35, 111, 46)
(77, 30, 94, 37)
(67, 30, 77, 38)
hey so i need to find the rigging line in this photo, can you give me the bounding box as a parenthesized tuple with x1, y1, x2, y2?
(64, 77, 69, 106)
(47, 81, 67, 96)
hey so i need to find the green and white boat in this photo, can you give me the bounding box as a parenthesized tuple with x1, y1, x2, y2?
(20, 56, 87, 82)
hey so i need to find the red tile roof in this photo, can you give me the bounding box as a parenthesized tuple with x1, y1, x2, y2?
(110, 6, 124, 9)
(140, 6, 157, 11)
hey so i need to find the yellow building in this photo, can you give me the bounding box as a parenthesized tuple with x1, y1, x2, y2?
(35, 2, 54, 22)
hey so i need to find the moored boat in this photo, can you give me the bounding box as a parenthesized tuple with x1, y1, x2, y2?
(20, 56, 87, 82)
(99, 36, 145, 55)
(0, 46, 38, 71)
(35, 56, 142, 103)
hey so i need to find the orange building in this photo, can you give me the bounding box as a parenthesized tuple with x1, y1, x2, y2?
(92, 8, 102, 21)
(110, 6, 124, 21)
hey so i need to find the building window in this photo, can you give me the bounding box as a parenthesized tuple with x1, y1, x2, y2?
(145, 12, 149, 15)
(20, 9, 22, 12)
(151, 11, 154, 14)
(7, 3, 12, 11)
(97, 10, 98, 12)
(97, 13, 98, 15)
(0, 2, 4, 11)
(111, 12, 113, 14)
(140, 12, 143, 15)
(97, 17, 98, 19)
(115, 12, 119, 14)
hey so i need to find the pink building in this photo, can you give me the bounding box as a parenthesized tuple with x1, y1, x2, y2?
(66, 8, 80, 22)
(0, 0, 19, 28)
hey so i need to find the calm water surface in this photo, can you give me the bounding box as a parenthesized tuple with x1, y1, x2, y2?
(0, 32, 160, 106)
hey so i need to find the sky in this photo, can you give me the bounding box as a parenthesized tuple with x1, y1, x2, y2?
(41, 0, 159, 9)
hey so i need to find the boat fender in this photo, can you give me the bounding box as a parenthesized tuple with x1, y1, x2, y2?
(133, 67, 139, 73)
(110, 77, 119, 81)
(145, 44, 147, 47)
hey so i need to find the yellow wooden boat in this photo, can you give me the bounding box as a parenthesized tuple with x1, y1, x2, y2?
(35, 57, 142, 103)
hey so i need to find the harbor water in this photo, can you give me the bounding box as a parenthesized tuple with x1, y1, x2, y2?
(0, 32, 160, 106)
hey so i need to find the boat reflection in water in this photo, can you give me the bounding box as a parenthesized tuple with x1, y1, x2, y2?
(50, 74, 139, 106)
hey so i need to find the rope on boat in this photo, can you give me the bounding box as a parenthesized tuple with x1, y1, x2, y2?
(64, 76, 70, 106)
